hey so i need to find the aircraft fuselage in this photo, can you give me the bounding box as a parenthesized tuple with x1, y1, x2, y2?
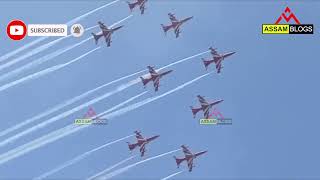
(170, 17, 193, 31)
(136, 135, 159, 146)
(214, 51, 236, 62)
(148, 70, 173, 82)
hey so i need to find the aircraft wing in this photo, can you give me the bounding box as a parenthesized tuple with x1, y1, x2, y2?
(105, 35, 111, 47)
(187, 158, 194, 172)
(135, 131, 144, 140)
(174, 28, 180, 38)
(169, 13, 178, 23)
(147, 66, 158, 76)
(140, 6, 145, 14)
(182, 146, 192, 156)
(197, 95, 209, 106)
(98, 22, 109, 31)
(140, 143, 146, 157)
(211, 49, 219, 56)
(203, 107, 210, 119)
(139, 1, 146, 14)
(216, 61, 222, 74)
(153, 77, 160, 91)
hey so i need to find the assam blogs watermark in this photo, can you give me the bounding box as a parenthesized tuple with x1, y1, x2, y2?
(199, 108, 232, 125)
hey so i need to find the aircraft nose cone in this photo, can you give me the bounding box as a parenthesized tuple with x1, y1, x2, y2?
(227, 52, 236, 56)
(214, 100, 224, 105)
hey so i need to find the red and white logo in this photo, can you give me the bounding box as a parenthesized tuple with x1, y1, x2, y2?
(6, 20, 27, 40)
(275, 7, 301, 24)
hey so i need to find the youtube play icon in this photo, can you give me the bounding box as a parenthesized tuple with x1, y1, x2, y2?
(7, 20, 27, 40)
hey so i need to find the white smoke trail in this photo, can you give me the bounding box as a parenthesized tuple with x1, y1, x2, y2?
(160, 171, 184, 180)
(65, 0, 120, 26)
(157, 50, 210, 71)
(0, 25, 96, 74)
(34, 134, 134, 180)
(87, 155, 137, 180)
(0, 79, 144, 147)
(0, 47, 101, 93)
(104, 72, 212, 120)
(88, 74, 211, 178)
(136, 50, 210, 81)
(0, 57, 210, 165)
(0, 48, 205, 138)
(0, 92, 146, 165)
(99, 149, 181, 179)
(0, 0, 120, 65)
(0, 38, 46, 63)
(0, 68, 146, 138)
(0, 38, 85, 82)
(0, 72, 209, 165)
(0, 15, 133, 82)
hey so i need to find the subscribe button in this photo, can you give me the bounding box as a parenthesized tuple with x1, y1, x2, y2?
(28, 24, 67, 37)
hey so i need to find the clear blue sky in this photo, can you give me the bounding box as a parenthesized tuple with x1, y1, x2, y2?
(0, 0, 319, 179)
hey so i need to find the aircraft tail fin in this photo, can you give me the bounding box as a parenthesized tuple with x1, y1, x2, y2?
(140, 76, 151, 86)
(161, 24, 170, 34)
(127, 1, 135, 11)
(174, 156, 184, 168)
(190, 106, 201, 118)
(91, 33, 99, 45)
(127, 142, 137, 151)
(203, 59, 212, 70)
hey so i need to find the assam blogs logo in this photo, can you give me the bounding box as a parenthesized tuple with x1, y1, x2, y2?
(262, 6, 314, 34)
(199, 108, 232, 126)
(74, 107, 107, 125)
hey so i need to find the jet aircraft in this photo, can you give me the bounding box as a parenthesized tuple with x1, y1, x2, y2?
(202, 47, 236, 73)
(127, 131, 159, 157)
(91, 21, 123, 47)
(190, 95, 223, 119)
(140, 66, 173, 92)
(174, 145, 207, 172)
(161, 13, 193, 38)
(127, 0, 148, 14)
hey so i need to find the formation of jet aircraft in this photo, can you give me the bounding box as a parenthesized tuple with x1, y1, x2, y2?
(140, 66, 173, 92)
(127, 131, 159, 157)
(91, 0, 193, 45)
(86, 14, 233, 173)
(125, 131, 207, 172)
(91, 21, 123, 47)
(190, 95, 224, 119)
(202, 47, 236, 73)
(161, 13, 193, 38)
(85, 1, 236, 174)
(174, 145, 207, 172)
(127, 0, 147, 14)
